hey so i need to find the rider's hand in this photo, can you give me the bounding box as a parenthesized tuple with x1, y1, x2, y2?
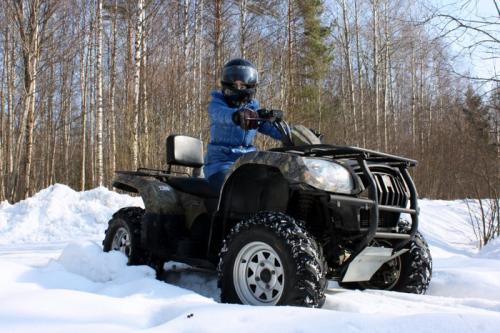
(232, 108, 259, 130)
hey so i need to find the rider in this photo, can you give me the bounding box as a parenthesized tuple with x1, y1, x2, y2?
(204, 58, 283, 191)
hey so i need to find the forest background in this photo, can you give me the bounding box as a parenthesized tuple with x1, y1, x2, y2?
(0, 0, 498, 205)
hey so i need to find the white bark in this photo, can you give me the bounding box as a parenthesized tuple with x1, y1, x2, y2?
(132, 0, 144, 170)
(194, 0, 204, 137)
(79, 33, 87, 191)
(382, 0, 389, 151)
(0, 53, 4, 201)
(109, 0, 117, 180)
(183, 0, 190, 133)
(373, 0, 380, 149)
(354, 0, 365, 147)
(411, 45, 417, 148)
(96, 0, 104, 186)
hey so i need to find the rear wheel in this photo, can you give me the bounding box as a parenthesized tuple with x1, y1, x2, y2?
(218, 212, 327, 307)
(103, 207, 146, 265)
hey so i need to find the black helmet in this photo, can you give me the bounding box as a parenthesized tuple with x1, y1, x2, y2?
(221, 59, 258, 107)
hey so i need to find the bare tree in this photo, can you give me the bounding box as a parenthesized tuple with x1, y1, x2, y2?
(95, 0, 104, 186)
(132, 0, 144, 170)
(340, 0, 358, 144)
(9, 0, 55, 200)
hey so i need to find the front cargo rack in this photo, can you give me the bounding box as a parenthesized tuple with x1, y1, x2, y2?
(271, 144, 418, 167)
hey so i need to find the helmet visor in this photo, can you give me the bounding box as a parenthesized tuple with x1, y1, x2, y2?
(221, 65, 258, 86)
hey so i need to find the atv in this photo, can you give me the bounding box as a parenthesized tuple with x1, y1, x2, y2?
(103, 110, 432, 308)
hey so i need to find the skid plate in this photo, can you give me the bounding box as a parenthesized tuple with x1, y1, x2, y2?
(342, 246, 408, 282)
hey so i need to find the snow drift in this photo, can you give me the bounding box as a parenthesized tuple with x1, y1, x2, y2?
(0, 184, 143, 244)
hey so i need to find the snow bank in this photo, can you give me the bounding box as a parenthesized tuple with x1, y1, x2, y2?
(0, 184, 143, 245)
(479, 237, 500, 259)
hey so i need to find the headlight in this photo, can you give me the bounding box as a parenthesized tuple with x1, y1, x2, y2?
(302, 158, 354, 194)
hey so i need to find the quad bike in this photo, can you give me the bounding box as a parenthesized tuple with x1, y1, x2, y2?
(103, 110, 432, 308)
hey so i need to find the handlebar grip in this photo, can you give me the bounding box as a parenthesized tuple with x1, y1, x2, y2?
(270, 109, 283, 120)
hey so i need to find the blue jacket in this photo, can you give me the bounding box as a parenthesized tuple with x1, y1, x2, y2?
(204, 91, 282, 179)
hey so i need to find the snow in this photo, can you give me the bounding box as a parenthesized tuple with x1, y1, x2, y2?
(0, 184, 143, 245)
(1, 185, 500, 332)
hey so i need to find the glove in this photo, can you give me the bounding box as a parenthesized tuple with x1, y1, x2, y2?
(257, 108, 283, 120)
(232, 108, 259, 130)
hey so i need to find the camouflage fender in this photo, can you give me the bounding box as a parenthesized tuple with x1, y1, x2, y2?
(113, 172, 183, 215)
(227, 151, 327, 190)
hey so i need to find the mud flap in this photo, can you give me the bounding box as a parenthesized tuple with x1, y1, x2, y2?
(342, 247, 408, 282)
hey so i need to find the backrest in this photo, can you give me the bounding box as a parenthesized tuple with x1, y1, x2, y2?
(166, 135, 204, 168)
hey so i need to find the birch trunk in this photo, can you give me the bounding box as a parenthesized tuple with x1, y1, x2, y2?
(44, 63, 54, 188)
(96, 0, 104, 186)
(79, 19, 88, 191)
(239, 0, 247, 58)
(419, 57, 425, 156)
(341, 0, 357, 143)
(6, 29, 14, 177)
(382, 0, 389, 151)
(214, 0, 223, 85)
(0, 57, 4, 201)
(141, 12, 149, 165)
(132, 0, 144, 170)
(372, 0, 380, 149)
(354, 0, 365, 147)
(14, 0, 42, 200)
(61, 65, 68, 184)
(109, 0, 117, 184)
(183, 0, 190, 134)
(195, 0, 204, 137)
(65, 68, 74, 184)
(411, 45, 417, 148)
(287, 0, 294, 117)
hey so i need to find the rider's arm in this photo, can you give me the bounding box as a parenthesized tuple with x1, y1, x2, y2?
(258, 121, 283, 140)
(208, 97, 235, 126)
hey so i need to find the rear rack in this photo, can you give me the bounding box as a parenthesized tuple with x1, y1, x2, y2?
(271, 144, 418, 167)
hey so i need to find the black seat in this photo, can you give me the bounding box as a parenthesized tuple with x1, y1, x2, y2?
(166, 177, 219, 198)
(165, 135, 218, 198)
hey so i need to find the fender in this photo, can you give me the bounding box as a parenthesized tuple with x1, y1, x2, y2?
(113, 172, 182, 216)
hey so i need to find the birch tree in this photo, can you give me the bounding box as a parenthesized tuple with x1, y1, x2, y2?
(132, 0, 144, 170)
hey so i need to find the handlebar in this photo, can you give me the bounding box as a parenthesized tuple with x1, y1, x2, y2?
(255, 109, 294, 146)
(240, 108, 320, 147)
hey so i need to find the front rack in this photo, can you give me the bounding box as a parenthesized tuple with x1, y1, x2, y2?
(271, 144, 418, 167)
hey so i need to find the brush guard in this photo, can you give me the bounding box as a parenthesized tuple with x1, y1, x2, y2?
(272, 145, 419, 277)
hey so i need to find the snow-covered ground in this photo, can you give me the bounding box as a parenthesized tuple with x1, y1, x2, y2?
(0, 184, 499, 332)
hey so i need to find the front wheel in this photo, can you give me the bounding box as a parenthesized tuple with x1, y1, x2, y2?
(218, 212, 327, 307)
(342, 231, 432, 294)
